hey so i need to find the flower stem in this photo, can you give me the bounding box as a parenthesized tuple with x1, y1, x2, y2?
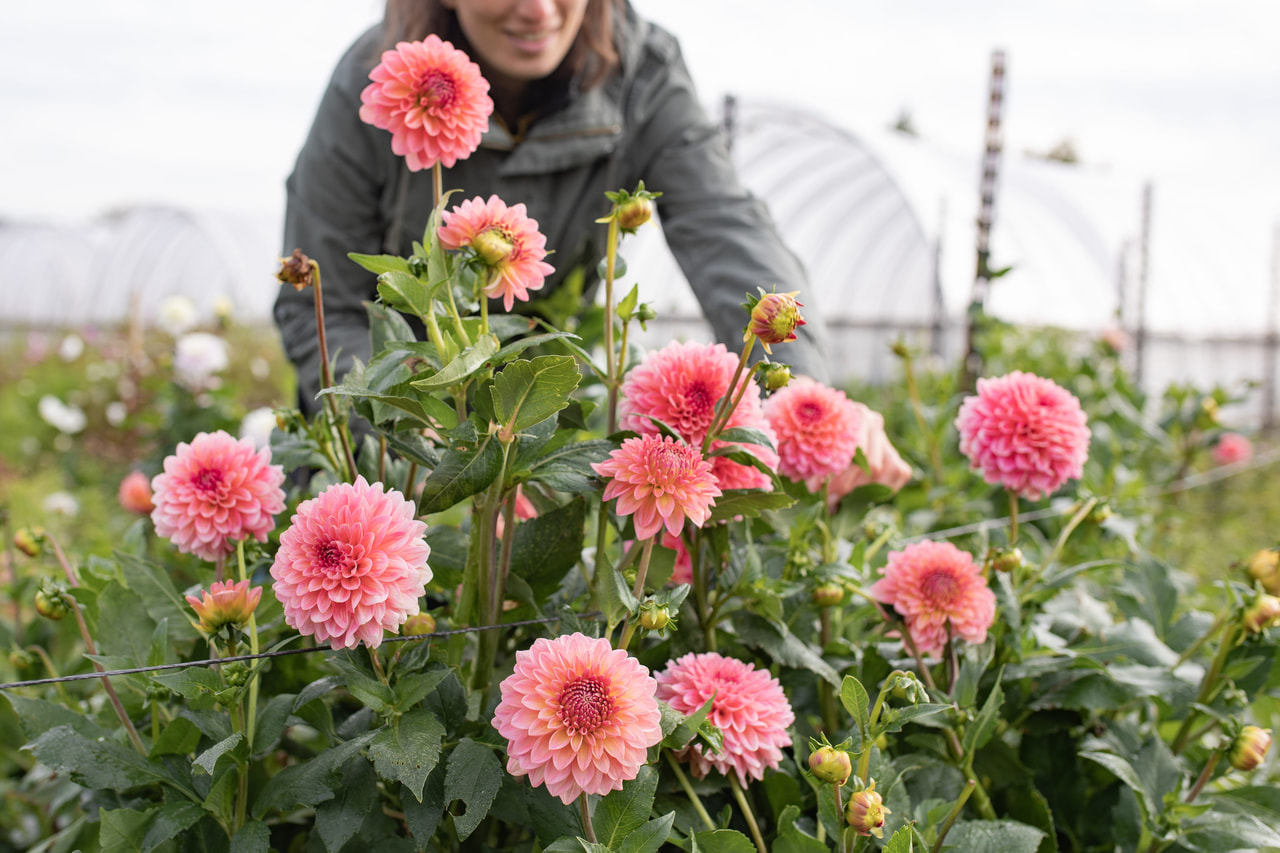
(728, 774, 768, 853)
(666, 751, 717, 830)
(579, 793, 597, 843)
(1184, 749, 1221, 803)
(819, 609, 838, 734)
(311, 262, 357, 482)
(235, 541, 260, 755)
(1173, 622, 1240, 755)
(603, 217, 621, 434)
(931, 778, 976, 853)
(616, 537, 656, 651)
(1019, 496, 1097, 600)
(1008, 491, 1019, 547)
(67, 594, 145, 754)
(703, 339, 756, 454)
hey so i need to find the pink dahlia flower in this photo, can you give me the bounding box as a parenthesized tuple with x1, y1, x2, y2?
(825, 403, 913, 511)
(656, 652, 794, 785)
(359, 36, 493, 171)
(870, 540, 996, 658)
(185, 579, 262, 635)
(492, 633, 662, 804)
(271, 477, 431, 650)
(763, 379, 861, 489)
(619, 340, 778, 491)
(150, 431, 286, 562)
(593, 435, 721, 540)
(118, 470, 154, 515)
(438, 195, 555, 310)
(955, 371, 1091, 500)
(1212, 432, 1253, 466)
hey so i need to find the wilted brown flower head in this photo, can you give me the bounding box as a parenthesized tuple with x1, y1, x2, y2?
(276, 249, 316, 291)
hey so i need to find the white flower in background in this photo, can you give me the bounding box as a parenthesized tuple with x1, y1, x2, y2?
(250, 356, 270, 380)
(43, 491, 80, 517)
(157, 295, 198, 336)
(38, 395, 87, 434)
(174, 332, 229, 391)
(213, 296, 235, 323)
(105, 401, 128, 427)
(240, 407, 278, 450)
(58, 333, 84, 362)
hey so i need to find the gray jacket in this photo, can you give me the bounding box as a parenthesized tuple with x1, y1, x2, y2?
(275, 3, 830, 412)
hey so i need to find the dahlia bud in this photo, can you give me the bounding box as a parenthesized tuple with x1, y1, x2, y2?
(808, 745, 852, 785)
(1246, 548, 1280, 594)
(1090, 503, 1113, 524)
(34, 586, 70, 621)
(745, 291, 806, 353)
(987, 547, 1024, 574)
(1200, 397, 1220, 423)
(472, 227, 515, 267)
(8, 647, 35, 671)
(639, 603, 672, 632)
(117, 470, 154, 516)
(812, 583, 845, 608)
(1242, 594, 1280, 634)
(185, 579, 261, 635)
(1228, 725, 1272, 772)
(616, 196, 654, 232)
(845, 780, 890, 837)
(14, 527, 43, 558)
(763, 363, 792, 391)
(402, 612, 437, 637)
(275, 249, 316, 291)
(220, 661, 251, 690)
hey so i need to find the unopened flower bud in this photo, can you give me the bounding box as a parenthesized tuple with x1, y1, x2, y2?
(1200, 397, 1219, 423)
(988, 547, 1024, 574)
(845, 780, 890, 837)
(635, 302, 658, 324)
(812, 583, 844, 608)
(220, 661, 251, 690)
(34, 587, 69, 621)
(276, 249, 316, 291)
(1228, 726, 1272, 772)
(185, 579, 261, 635)
(1242, 594, 1280, 634)
(746, 291, 805, 353)
(14, 527, 43, 558)
(616, 196, 654, 232)
(763, 363, 792, 391)
(9, 647, 35, 670)
(1247, 548, 1280, 594)
(472, 227, 515, 266)
(639, 603, 672, 632)
(1090, 503, 1113, 524)
(402, 612, 437, 637)
(808, 745, 852, 785)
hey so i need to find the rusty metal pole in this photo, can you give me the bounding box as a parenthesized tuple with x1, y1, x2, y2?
(959, 49, 1006, 391)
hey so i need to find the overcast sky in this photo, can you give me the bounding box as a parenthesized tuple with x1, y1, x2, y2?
(1, 0, 1276, 225)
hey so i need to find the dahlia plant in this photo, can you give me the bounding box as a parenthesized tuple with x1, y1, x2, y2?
(4, 36, 1279, 853)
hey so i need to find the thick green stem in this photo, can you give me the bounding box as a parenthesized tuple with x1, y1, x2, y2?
(819, 609, 838, 734)
(235, 541, 259, 757)
(931, 779, 977, 853)
(728, 774, 768, 853)
(666, 751, 717, 830)
(579, 793, 597, 843)
(1008, 491, 1019, 547)
(1173, 622, 1240, 755)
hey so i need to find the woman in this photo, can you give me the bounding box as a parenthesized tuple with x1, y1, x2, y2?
(274, 0, 830, 412)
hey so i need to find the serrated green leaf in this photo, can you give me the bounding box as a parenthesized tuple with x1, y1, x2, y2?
(880, 703, 953, 734)
(527, 439, 614, 492)
(114, 552, 201, 643)
(417, 433, 504, 515)
(393, 669, 452, 712)
(253, 693, 296, 756)
(27, 725, 189, 793)
(493, 330, 581, 362)
(595, 766, 658, 849)
(491, 355, 581, 433)
(349, 252, 414, 277)
(4, 694, 109, 741)
(732, 611, 840, 685)
(962, 671, 1004, 754)
(841, 676, 872, 742)
(618, 812, 676, 853)
(252, 733, 374, 818)
(706, 490, 795, 524)
(663, 694, 716, 750)
(510, 498, 586, 599)
(98, 807, 151, 853)
(691, 829, 756, 853)
(149, 716, 202, 758)
(194, 732, 245, 776)
(229, 821, 271, 853)
(1079, 751, 1154, 824)
(597, 558, 638, 630)
(773, 805, 827, 853)
(315, 757, 380, 853)
(377, 269, 435, 318)
(369, 710, 446, 801)
(140, 801, 205, 851)
(943, 819, 1046, 853)
(444, 738, 503, 841)
(95, 582, 157, 665)
(412, 333, 500, 391)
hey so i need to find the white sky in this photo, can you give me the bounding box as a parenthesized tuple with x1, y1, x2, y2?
(1, 0, 1276, 224)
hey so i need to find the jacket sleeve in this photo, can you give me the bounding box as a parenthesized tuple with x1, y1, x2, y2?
(274, 31, 394, 413)
(618, 26, 832, 384)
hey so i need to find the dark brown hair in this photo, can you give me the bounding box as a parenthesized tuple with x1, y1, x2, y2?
(381, 0, 620, 90)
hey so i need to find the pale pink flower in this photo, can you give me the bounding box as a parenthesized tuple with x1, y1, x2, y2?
(271, 477, 431, 650)
(438, 195, 555, 310)
(619, 341, 778, 491)
(656, 652, 794, 785)
(492, 633, 662, 804)
(763, 379, 861, 489)
(825, 403, 913, 510)
(151, 431, 286, 561)
(870, 540, 996, 658)
(955, 371, 1091, 500)
(359, 35, 492, 171)
(118, 470, 154, 515)
(593, 435, 722, 540)
(185, 579, 262, 634)
(1212, 432, 1253, 466)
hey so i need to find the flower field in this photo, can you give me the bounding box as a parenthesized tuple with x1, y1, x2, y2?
(2, 31, 1279, 853)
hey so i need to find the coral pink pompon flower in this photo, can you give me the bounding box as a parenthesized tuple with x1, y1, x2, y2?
(593, 434, 722, 540)
(186, 579, 262, 635)
(956, 371, 1091, 500)
(656, 652, 794, 785)
(150, 431, 286, 562)
(492, 633, 662, 804)
(271, 477, 432, 650)
(359, 35, 493, 171)
(764, 379, 862, 489)
(870, 540, 996, 659)
(438, 195, 555, 310)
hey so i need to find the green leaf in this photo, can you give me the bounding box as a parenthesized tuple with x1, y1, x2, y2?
(366, 300, 417, 351)
(706, 490, 795, 524)
(412, 333, 500, 391)
(377, 269, 435, 318)
(150, 666, 225, 701)
(369, 709, 447, 802)
(149, 716, 202, 758)
(595, 766, 658, 849)
(349, 252, 414, 277)
(773, 805, 827, 853)
(403, 761, 448, 844)
(140, 801, 205, 851)
(252, 733, 374, 818)
(732, 611, 840, 685)
(527, 439, 615, 493)
(28, 725, 190, 793)
(417, 432, 503, 515)
(229, 821, 272, 853)
(194, 732, 245, 776)
(545, 840, 611, 853)
(597, 558, 638, 630)
(840, 676, 872, 741)
(715, 426, 776, 451)
(618, 813, 676, 853)
(879, 703, 953, 734)
(663, 694, 717, 750)
(98, 807, 151, 853)
(1079, 751, 1155, 824)
(1209, 784, 1280, 827)
(4, 694, 109, 740)
(393, 669, 452, 713)
(253, 693, 296, 756)
(327, 652, 397, 714)
(95, 581, 157, 664)
(510, 498, 586, 599)
(114, 552, 201, 642)
(493, 330, 581, 363)
(491, 355, 581, 434)
(315, 757, 380, 853)
(691, 829, 756, 853)
(943, 820, 1046, 853)
(882, 823, 921, 853)
(443, 738, 503, 841)
(962, 670, 1004, 754)
(1180, 809, 1280, 852)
